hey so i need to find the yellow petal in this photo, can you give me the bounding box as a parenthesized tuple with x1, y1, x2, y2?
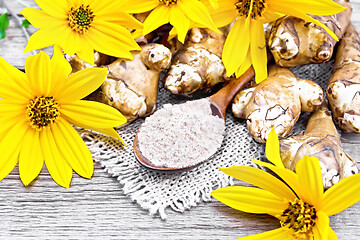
(219, 166, 295, 200)
(235, 51, 252, 78)
(265, 128, 285, 169)
(88, 22, 140, 60)
(0, 119, 28, 182)
(269, 2, 339, 41)
(25, 51, 52, 96)
(68, 0, 83, 6)
(328, 227, 339, 240)
(96, 128, 127, 146)
(178, 0, 220, 33)
(89, 0, 144, 29)
(20, 7, 65, 28)
(262, 10, 284, 23)
(41, 128, 73, 188)
(132, 29, 144, 40)
(51, 118, 93, 179)
(244, 0, 253, 29)
(295, 156, 324, 208)
(142, 5, 171, 36)
(53, 26, 84, 57)
(253, 159, 305, 200)
(49, 45, 72, 95)
(269, 0, 346, 16)
(87, 0, 144, 29)
(313, 211, 330, 240)
(61, 100, 127, 128)
(250, 20, 268, 83)
(0, 80, 31, 104)
(235, 227, 290, 240)
(206, 0, 218, 9)
(96, 11, 143, 30)
(55, 67, 107, 101)
(70, 32, 95, 65)
(24, 26, 64, 53)
(167, 27, 178, 41)
(0, 100, 26, 116)
(170, 6, 190, 43)
(60, 100, 126, 144)
(63, 31, 83, 57)
(121, 0, 159, 14)
(89, 0, 122, 13)
(19, 129, 43, 186)
(320, 173, 360, 216)
(211, 186, 287, 217)
(21, 8, 56, 29)
(223, 19, 250, 76)
(33, 0, 68, 18)
(75, 44, 96, 65)
(0, 113, 25, 138)
(0, 57, 32, 101)
(208, 0, 237, 28)
(62, 32, 81, 52)
(0, 57, 28, 87)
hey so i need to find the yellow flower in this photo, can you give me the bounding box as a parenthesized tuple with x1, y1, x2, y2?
(211, 129, 360, 239)
(210, 0, 346, 83)
(0, 49, 127, 188)
(21, 0, 142, 65)
(124, 0, 219, 43)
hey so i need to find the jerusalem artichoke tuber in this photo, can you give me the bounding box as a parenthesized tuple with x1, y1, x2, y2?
(327, 23, 360, 132)
(268, 0, 351, 67)
(65, 51, 115, 73)
(279, 103, 358, 189)
(232, 65, 323, 143)
(163, 28, 228, 97)
(101, 43, 172, 124)
(66, 44, 172, 126)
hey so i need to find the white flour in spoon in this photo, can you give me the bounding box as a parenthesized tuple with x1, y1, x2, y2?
(137, 98, 225, 168)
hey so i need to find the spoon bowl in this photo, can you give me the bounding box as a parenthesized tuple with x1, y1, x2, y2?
(133, 133, 206, 172)
(134, 66, 256, 171)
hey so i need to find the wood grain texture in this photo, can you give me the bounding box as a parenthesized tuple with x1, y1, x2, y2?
(1, 0, 360, 239)
(0, 0, 50, 69)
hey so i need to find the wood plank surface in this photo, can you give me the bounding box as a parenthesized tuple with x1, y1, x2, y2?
(1, 0, 360, 239)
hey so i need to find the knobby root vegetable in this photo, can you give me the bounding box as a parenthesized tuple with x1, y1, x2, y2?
(163, 28, 228, 97)
(327, 23, 360, 132)
(101, 43, 172, 125)
(66, 44, 172, 126)
(232, 65, 323, 143)
(279, 103, 358, 189)
(66, 52, 115, 73)
(268, 0, 351, 67)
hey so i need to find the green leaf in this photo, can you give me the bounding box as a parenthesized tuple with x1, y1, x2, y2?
(21, 19, 30, 28)
(0, 13, 9, 39)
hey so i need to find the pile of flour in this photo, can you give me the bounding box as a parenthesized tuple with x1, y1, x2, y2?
(137, 98, 225, 168)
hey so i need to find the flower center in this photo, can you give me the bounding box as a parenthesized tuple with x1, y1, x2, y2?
(235, 0, 266, 19)
(280, 198, 317, 239)
(67, 4, 94, 34)
(26, 96, 60, 131)
(159, 0, 177, 6)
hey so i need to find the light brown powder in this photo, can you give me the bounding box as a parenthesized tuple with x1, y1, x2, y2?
(137, 98, 225, 168)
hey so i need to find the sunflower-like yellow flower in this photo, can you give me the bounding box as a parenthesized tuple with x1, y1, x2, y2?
(211, 128, 360, 239)
(21, 0, 142, 65)
(124, 0, 219, 43)
(210, 0, 346, 83)
(0, 49, 127, 188)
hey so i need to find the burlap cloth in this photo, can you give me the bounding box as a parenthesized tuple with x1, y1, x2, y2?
(79, 61, 333, 219)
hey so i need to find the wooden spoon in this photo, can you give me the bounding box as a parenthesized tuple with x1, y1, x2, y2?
(134, 66, 255, 171)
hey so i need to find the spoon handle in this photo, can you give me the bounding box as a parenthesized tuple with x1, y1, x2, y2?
(209, 66, 255, 118)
